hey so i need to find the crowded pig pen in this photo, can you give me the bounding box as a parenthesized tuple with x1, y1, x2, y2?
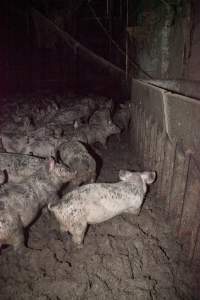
(0, 91, 198, 300)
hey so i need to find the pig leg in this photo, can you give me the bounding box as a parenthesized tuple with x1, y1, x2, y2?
(90, 177, 95, 183)
(89, 172, 96, 183)
(63, 180, 79, 193)
(124, 207, 141, 215)
(60, 224, 68, 233)
(8, 228, 25, 251)
(100, 137, 107, 149)
(70, 220, 87, 247)
(58, 224, 71, 246)
(0, 214, 25, 251)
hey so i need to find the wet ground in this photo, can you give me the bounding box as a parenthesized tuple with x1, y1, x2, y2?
(0, 133, 198, 300)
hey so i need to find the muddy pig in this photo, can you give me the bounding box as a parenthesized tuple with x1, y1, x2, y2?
(0, 152, 46, 184)
(48, 170, 156, 246)
(50, 99, 95, 126)
(58, 141, 96, 191)
(21, 136, 60, 158)
(113, 102, 131, 132)
(1, 135, 57, 157)
(88, 95, 114, 113)
(89, 108, 112, 126)
(0, 158, 77, 250)
(76, 118, 120, 148)
(1, 133, 29, 153)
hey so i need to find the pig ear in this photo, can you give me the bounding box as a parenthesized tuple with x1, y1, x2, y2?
(73, 120, 79, 129)
(49, 158, 56, 171)
(140, 171, 156, 184)
(119, 170, 132, 181)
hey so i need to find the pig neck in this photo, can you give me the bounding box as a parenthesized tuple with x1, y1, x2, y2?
(27, 168, 61, 204)
(118, 181, 145, 198)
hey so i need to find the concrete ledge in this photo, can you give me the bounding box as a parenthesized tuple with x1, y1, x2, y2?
(131, 79, 200, 153)
(165, 92, 200, 153)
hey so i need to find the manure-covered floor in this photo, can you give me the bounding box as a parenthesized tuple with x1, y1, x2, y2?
(0, 130, 196, 300)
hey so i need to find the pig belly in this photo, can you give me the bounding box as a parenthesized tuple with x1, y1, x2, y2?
(85, 191, 140, 224)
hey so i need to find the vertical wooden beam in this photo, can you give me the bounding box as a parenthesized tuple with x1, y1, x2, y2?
(178, 156, 200, 260)
(168, 145, 190, 235)
(160, 137, 177, 212)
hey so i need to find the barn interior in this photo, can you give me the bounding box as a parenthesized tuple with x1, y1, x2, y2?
(0, 0, 200, 299)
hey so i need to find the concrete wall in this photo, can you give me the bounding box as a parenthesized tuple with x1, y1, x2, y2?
(130, 78, 200, 264)
(132, 79, 200, 153)
(129, 0, 200, 81)
(128, 1, 191, 79)
(187, 0, 200, 80)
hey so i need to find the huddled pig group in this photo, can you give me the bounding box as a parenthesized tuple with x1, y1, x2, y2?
(0, 94, 155, 250)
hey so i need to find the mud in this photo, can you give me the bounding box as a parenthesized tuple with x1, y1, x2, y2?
(0, 133, 198, 300)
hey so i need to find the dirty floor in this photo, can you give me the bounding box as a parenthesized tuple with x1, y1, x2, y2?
(0, 134, 198, 300)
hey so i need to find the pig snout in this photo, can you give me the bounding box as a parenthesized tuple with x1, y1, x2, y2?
(140, 171, 156, 184)
(48, 158, 77, 180)
(108, 122, 121, 135)
(119, 170, 156, 185)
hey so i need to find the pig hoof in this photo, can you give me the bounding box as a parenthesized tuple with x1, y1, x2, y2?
(76, 243, 84, 249)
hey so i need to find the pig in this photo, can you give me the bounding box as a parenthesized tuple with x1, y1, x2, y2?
(39, 101, 59, 123)
(57, 141, 96, 191)
(113, 102, 131, 132)
(48, 170, 156, 246)
(1, 132, 62, 158)
(20, 136, 59, 158)
(0, 158, 77, 250)
(0, 152, 46, 184)
(88, 95, 114, 112)
(89, 108, 112, 126)
(51, 123, 87, 144)
(1, 116, 35, 138)
(50, 100, 94, 126)
(28, 126, 59, 139)
(1, 134, 49, 157)
(74, 119, 121, 148)
(1, 133, 29, 153)
(79, 97, 96, 114)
